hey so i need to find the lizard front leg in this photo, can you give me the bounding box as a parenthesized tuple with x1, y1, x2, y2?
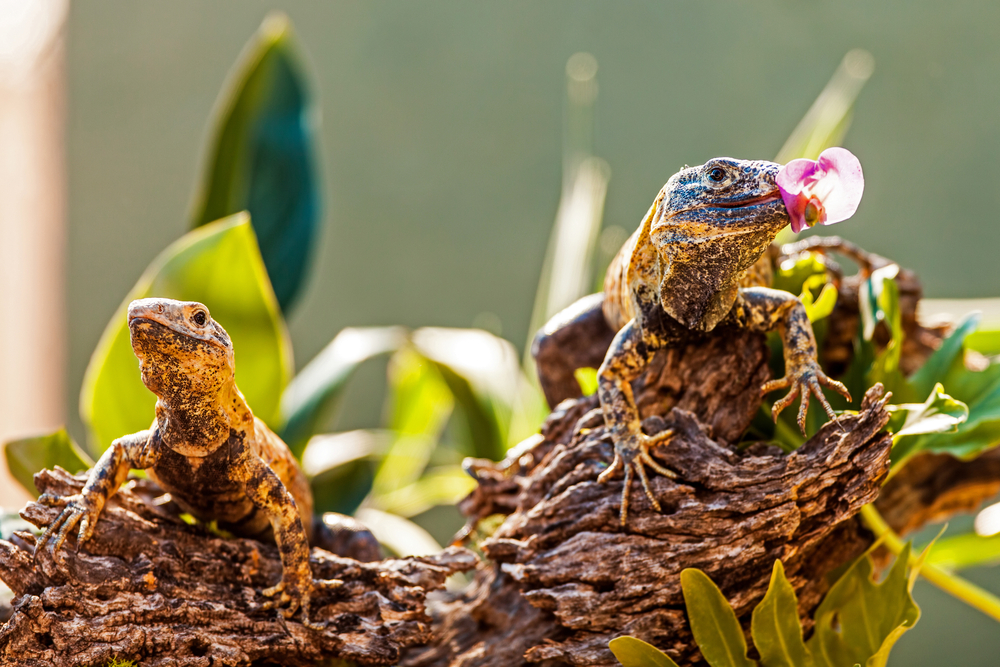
(596, 319, 676, 525)
(241, 454, 341, 630)
(737, 287, 851, 432)
(36, 430, 158, 559)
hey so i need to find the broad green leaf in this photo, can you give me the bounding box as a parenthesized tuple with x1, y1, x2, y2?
(354, 507, 442, 557)
(280, 327, 406, 458)
(680, 569, 757, 667)
(751, 560, 813, 667)
(923, 531, 1000, 571)
(302, 430, 389, 515)
(370, 348, 454, 497)
(800, 276, 838, 324)
(4, 429, 94, 495)
(369, 465, 477, 518)
(575, 367, 599, 396)
(412, 327, 522, 461)
(609, 636, 681, 667)
(966, 327, 1000, 356)
(888, 383, 969, 466)
(908, 312, 981, 400)
(771, 254, 828, 299)
(807, 547, 919, 667)
(81, 214, 292, 453)
(191, 13, 320, 312)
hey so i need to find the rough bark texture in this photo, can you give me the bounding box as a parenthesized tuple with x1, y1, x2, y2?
(0, 468, 476, 667)
(410, 381, 892, 667)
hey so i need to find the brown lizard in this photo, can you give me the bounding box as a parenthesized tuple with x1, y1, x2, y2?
(532, 158, 852, 524)
(34, 298, 377, 628)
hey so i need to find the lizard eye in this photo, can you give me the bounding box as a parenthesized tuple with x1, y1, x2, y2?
(192, 311, 207, 326)
(708, 167, 727, 183)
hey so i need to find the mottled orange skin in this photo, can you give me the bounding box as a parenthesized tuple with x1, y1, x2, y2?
(36, 298, 337, 628)
(534, 158, 850, 524)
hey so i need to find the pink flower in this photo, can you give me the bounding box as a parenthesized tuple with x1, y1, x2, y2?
(776, 147, 865, 233)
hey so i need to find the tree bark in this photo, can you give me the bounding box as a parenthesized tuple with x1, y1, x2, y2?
(0, 468, 476, 667)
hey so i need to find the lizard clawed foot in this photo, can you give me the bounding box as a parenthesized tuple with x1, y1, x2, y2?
(34, 493, 102, 561)
(261, 572, 343, 630)
(763, 362, 851, 434)
(597, 429, 676, 526)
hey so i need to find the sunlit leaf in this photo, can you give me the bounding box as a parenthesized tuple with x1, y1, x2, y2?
(807, 547, 919, 667)
(526, 158, 610, 370)
(280, 327, 406, 458)
(412, 327, 522, 461)
(922, 531, 1000, 571)
(864, 266, 903, 394)
(773, 49, 874, 245)
(609, 636, 681, 667)
(191, 13, 320, 312)
(680, 569, 756, 667)
(80, 214, 292, 453)
(799, 275, 838, 323)
(302, 430, 390, 515)
(369, 465, 476, 518)
(908, 312, 981, 401)
(965, 327, 1000, 356)
(370, 348, 454, 498)
(354, 507, 442, 557)
(575, 367, 599, 396)
(888, 383, 969, 466)
(3, 429, 94, 495)
(774, 49, 874, 166)
(751, 560, 813, 667)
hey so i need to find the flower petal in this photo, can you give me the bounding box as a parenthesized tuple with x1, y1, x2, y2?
(814, 147, 864, 224)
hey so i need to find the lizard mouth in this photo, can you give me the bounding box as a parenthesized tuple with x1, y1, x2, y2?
(703, 191, 782, 210)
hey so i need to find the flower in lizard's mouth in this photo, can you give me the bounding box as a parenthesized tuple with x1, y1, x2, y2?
(777, 147, 864, 233)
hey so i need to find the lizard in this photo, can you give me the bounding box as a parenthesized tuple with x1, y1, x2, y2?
(34, 297, 378, 628)
(531, 157, 852, 525)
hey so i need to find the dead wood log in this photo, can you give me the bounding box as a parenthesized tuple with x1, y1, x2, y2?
(0, 468, 477, 667)
(408, 383, 892, 667)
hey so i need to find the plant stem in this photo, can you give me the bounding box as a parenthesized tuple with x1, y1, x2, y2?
(859, 503, 1000, 622)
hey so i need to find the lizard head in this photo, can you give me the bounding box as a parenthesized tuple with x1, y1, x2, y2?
(127, 298, 235, 401)
(645, 158, 789, 330)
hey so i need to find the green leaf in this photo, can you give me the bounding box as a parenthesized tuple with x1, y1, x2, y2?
(80, 214, 292, 453)
(774, 48, 874, 165)
(280, 327, 406, 458)
(191, 13, 320, 312)
(369, 465, 477, 518)
(680, 569, 757, 667)
(302, 430, 389, 515)
(864, 267, 904, 394)
(353, 507, 442, 557)
(3, 429, 94, 495)
(807, 547, 919, 667)
(412, 327, 523, 461)
(370, 348, 454, 497)
(609, 636, 681, 667)
(965, 327, 1000, 356)
(888, 383, 969, 465)
(800, 276, 838, 324)
(908, 312, 981, 401)
(751, 560, 813, 667)
(575, 367, 599, 396)
(923, 531, 1000, 571)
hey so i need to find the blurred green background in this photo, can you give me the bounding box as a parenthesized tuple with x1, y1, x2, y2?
(64, 1, 1000, 664)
